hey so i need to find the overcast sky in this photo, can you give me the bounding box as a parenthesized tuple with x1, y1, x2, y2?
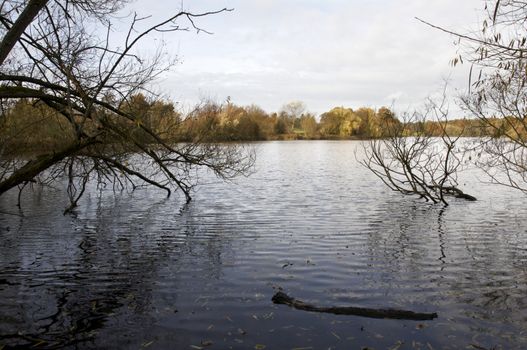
(129, 0, 485, 116)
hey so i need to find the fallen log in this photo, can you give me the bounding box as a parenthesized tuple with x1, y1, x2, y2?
(272, 291, 438, 321)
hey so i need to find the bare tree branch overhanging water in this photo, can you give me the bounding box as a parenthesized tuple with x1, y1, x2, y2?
(0, 1, 254, 213)
(422, 0, 527, 193)
(364, 0, 527, 202)
(361, 93, 476, 205)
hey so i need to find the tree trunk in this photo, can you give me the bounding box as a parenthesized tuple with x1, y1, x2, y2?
(0, 139, 96, 195)
(0, 0, 48, 65)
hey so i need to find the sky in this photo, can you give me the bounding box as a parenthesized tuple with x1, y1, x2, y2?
(125, 0, 485, 116)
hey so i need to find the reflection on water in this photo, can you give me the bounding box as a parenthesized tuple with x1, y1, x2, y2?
(1, 141, 527, 349)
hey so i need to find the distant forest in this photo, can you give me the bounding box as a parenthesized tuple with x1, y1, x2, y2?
(0, 94, 506, 155)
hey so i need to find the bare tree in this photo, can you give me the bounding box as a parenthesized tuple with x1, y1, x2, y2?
(361, 98, 476, 205)
(418, 0, 527, 193)
(366, 0, 527, 201)
(0, 1, 254, 212)
(279, 101, 306, 132)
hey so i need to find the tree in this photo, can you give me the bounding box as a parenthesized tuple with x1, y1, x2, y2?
(319, 107, 361, 137)
(355, 107, 377, 138)
(419, 0, 527, 193)
(274, 115, 289, 135)
(246, 104, 273, 138)
(299, 113, 318, 139)
(361, 96, 476, 205)
(0, 1, 253, 212)
(279, 101, 306, 133)
(364, 0, 527, 203)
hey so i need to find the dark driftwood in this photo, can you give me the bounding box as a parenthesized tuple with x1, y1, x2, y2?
(272, 291, 437, 321)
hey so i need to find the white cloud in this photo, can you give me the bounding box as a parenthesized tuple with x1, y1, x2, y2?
(131, 0, 483, 116)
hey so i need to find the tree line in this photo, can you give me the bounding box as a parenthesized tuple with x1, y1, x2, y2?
(1, 94, 513, 155)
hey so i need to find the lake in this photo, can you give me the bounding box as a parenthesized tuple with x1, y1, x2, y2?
(1, 141, 526, 349)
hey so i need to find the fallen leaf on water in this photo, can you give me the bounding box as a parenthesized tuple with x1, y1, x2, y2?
(416, 323, 426, 330)
(412, 340, 424, 349)
(201, 340, 213, 346)
(190, 345, 203, 350)
(207, 324, 214, 331)
(32, 339, 47, 347)
(252, 314, 259, 320)
(141, 340, 154, 348)
(254, 345, 266, 350)
(262, 312, 274, 320)
(389, 340, 403, 350)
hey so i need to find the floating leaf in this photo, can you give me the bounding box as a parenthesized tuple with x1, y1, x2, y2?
(32, 339, 47, 347)
(142, 340, 154, 348)
(389, 341, 403, 350)
(262, 312, 274, 320)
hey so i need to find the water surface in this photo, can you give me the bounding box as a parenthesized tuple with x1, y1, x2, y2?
(1, 141, 526, 349)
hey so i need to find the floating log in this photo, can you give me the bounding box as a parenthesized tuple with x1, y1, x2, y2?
(272, 291, 438, 321)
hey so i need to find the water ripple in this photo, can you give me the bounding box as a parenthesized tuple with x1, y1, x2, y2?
(1, 141, 527, 349)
